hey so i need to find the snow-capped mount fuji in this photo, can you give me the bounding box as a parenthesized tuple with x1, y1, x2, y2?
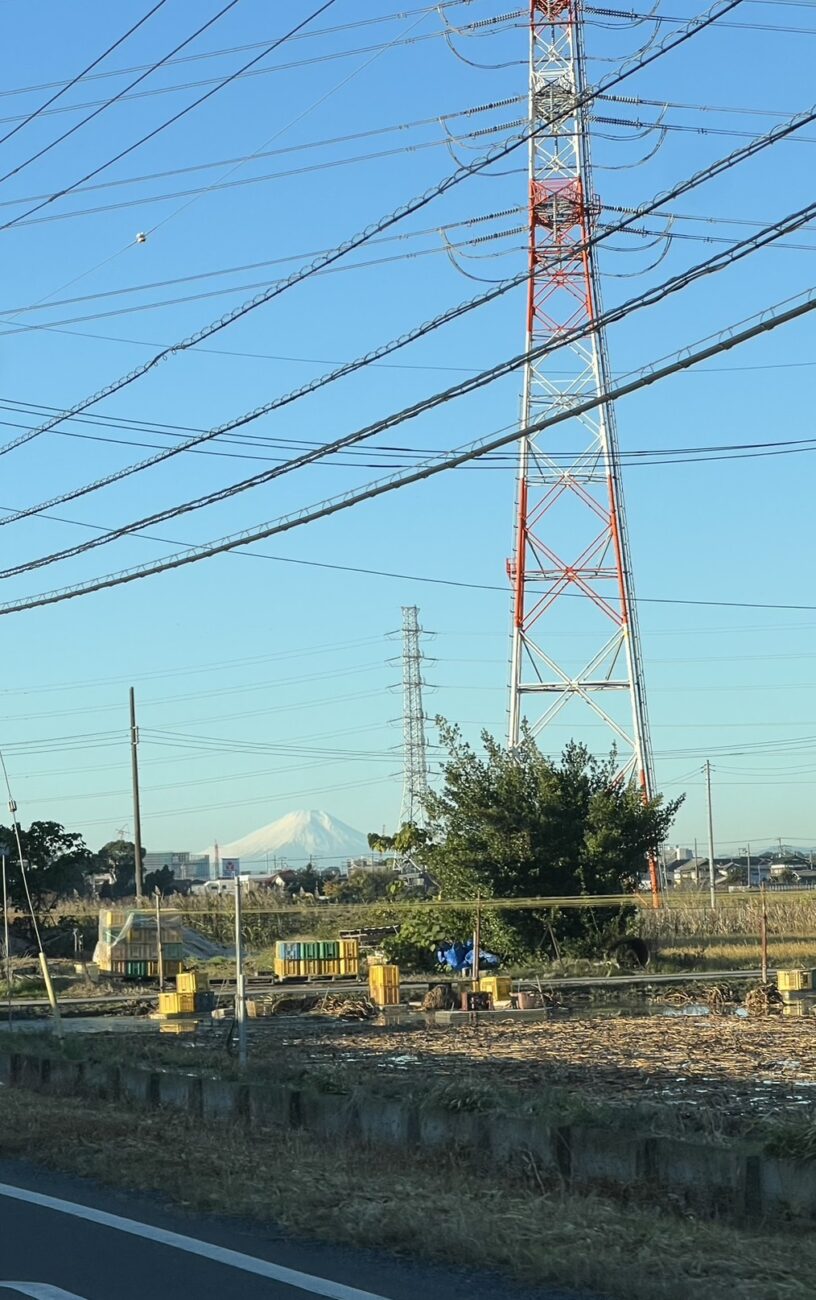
(203, 809, 370, 871)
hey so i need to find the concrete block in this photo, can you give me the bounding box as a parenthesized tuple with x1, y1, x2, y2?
(248, 1083, 291, 1129)
(759, 1157, 816, 1220)
(18, 1053, 46, 1091)
(570, 1126, 641, 1187)
(80, 1060, 120, 1100)
(431, 1008, 550, 1027)
(201, 1077, 247, 1123)
(298, 1088, 353, 1140)
(488, 1113, 555, 1174)
(358, 1097, 411, 1147)
(652, 1136, 742, 1212)
(120, 1066, 155, 1106)
(157, 1071, 197, 1112)
(47, 1059, 82, 1096)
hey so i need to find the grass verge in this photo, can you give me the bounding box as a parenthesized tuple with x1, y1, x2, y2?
(0, 1088, 814, 1300)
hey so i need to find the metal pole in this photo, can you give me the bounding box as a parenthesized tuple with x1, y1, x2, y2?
(234, 874, 247, 1069)
(745, 842, 752, 890)
(693, 837, 699, 890)
(2, 853, 11, 1028)
(472, 894, 481, 990)
(155, 890, 165, 992)
(760, 882, 769, 984)
(705, 760, 716, 909)
(129, 688, 144, 901)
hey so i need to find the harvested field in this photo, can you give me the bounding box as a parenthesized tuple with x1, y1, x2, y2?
(28, 1010, 816, 1142)
(252, 1016, 816, 1133)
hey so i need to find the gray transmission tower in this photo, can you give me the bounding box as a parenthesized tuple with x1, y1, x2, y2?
(399, 606, 429, 827)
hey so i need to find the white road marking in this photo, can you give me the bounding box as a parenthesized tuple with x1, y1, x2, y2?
(0, 1183, 391, 1300)
(0, 1287, 89, 1299)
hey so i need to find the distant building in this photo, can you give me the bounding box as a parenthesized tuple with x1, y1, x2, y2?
(143, 851, 211, 881)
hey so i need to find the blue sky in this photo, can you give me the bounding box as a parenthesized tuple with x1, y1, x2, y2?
(0, 0, 814, 863)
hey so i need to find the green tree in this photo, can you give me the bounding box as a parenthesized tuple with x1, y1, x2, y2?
(368, 823, 427, 856)
(417, 723, 682, 959)
(0, 821, 93, 922)
(93, 839, 145, 898)
(324, 868, 400, 904)
(144, 865, 175, 896)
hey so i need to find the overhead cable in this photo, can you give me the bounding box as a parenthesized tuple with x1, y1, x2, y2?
(5, 180, 813, 578)
(0, 0, 240, 189)
(1, 282, 812, 617)
(0, 14, 517, 131)
(0, 0, 744, 464)
(0, 99, 525, 214)
(0, 0, 170, 151)
(16, 40, 816, 533)
(0, 1, 338, 233)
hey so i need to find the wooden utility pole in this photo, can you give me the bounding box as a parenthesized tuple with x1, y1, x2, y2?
(129, 687, 144, 901)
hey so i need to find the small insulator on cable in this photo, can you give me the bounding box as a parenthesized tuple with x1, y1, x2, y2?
(135, 232, 147, 244)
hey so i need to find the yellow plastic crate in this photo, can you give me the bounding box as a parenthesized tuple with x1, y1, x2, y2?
(480, 976, 512, 1003)
(177, 971, 209, 994)
(369, 964, 400, 1006)
(158, 991, 196, 1016)
(777, 969, 814, 992)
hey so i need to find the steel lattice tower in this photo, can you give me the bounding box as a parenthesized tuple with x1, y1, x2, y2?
(399, 605, 429, 827)
(507, 0, 658, 895)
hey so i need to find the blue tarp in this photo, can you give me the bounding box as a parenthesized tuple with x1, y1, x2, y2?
(436, 941, 500, 973)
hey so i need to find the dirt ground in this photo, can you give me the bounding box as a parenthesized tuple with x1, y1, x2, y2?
(236, 1012, 816, 1136)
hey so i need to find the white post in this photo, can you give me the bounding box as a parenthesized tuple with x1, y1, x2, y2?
(234, 874, 247, 1069)
(705, 760, 716, 910)
(2, 853, 11, 1026)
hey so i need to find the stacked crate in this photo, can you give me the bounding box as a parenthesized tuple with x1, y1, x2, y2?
(273, 938, 359, 980)
(369, 963, 400, 1006)
(95, 908, 184, 979)
(160, 971, 214, 1015)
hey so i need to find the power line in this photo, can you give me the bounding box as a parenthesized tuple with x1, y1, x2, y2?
(0, 100, 524, 217)
(0, 207, 518, 325)
(0, 0, 741, 467)
(2, 278, 811, 618)
(0, 0, 238, 190)
(0, 0, 171, 151)
(4, 64, 808, 532)
(0, 125, 521, 234)
(6, 179, 812, 581)
(0, 1, 338, 233)
(0, 14, 517, 131)
(0, 4, 496, 109)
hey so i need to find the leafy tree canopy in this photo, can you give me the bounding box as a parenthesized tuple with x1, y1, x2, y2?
(323, 868, 401, 904)
(413, 723, 682, 959)
(0, 821, 93, 919)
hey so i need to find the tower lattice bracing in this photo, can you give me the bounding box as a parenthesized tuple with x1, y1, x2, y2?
(399, 605, 430, 827)
(507, 0, 657, 894)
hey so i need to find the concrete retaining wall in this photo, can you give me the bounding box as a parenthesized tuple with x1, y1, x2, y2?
(2, 1046, 814, 1223)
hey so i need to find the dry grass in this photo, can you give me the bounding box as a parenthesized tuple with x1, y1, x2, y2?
(0, 1088, 814, 1300)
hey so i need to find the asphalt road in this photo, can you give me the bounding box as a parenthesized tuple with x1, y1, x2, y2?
(0, 1160, 592, 1300)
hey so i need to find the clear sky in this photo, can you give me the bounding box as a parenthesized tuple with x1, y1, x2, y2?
(0, 0, 814, 864)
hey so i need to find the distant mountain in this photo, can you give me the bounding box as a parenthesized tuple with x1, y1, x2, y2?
(203, 809, 370, 872)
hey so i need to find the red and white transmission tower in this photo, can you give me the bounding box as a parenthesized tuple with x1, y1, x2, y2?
(508, 0, 657, 893)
